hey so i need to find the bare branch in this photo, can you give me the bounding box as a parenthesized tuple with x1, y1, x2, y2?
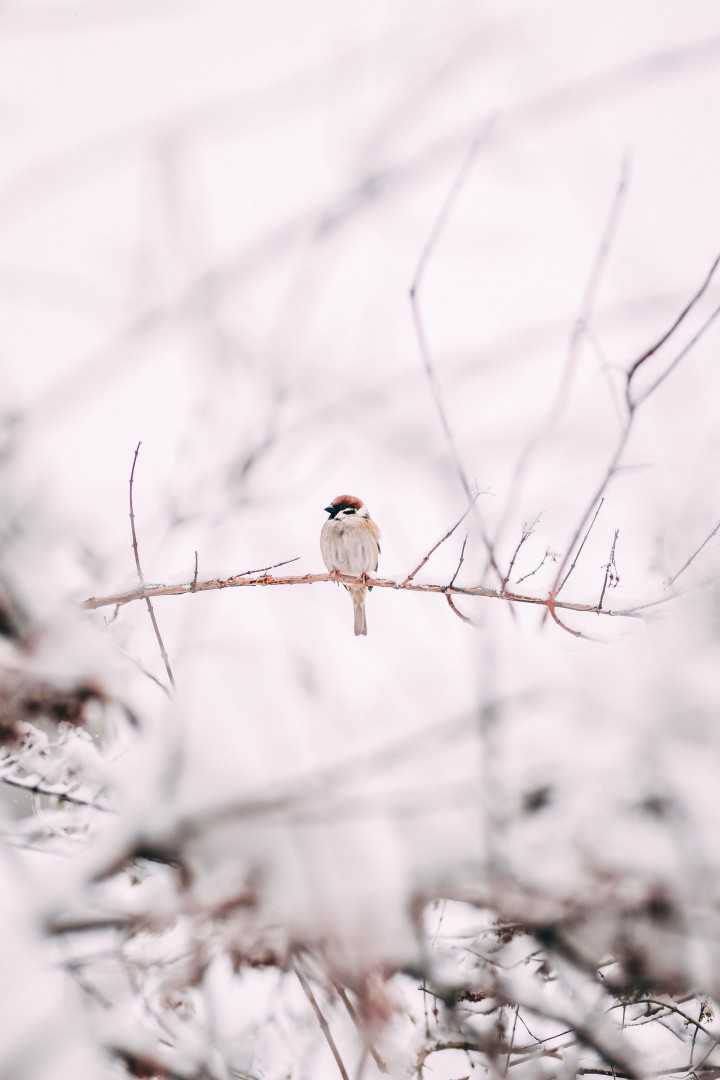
(515, 548, 556, 585)
(488, 156, 630, 565)
(402, 496, 479, 585)
(556, 497, 605, 597)
(625, 251, 720, 409)
(128, 442, 175, 690)
(0, 768, 112, 813)
(82, 569, 640, 622)
(501, 518, 539, 594)
(448, 536, 468, 589)
(445, 592, 478, 627)
(547, 250, 720, 620)
(409, 122, 505, 587)
(667, 516, 720, 587)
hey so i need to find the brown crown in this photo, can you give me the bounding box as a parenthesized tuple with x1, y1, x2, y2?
(329, 494, 363, 509)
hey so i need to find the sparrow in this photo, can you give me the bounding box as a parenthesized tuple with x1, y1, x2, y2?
(320, 495, 381, 636)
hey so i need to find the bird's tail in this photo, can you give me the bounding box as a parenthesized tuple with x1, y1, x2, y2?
(352, 588, 367, 637)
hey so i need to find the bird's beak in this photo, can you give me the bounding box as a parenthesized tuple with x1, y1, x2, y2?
(323, 506, 334, 514)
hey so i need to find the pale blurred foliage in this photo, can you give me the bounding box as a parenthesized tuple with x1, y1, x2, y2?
(2, 1, 720, 1078)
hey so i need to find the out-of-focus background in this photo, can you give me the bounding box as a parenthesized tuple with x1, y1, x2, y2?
(2, 2, 720, 1078)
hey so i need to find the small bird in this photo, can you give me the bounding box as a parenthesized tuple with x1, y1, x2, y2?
(320, 495, 381, 636)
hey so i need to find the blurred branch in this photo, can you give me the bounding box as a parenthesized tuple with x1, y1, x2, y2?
(666, 516, 720, 587)
(295, 966, 350, 1080)
(0, 766, 111, 813)
(624, 252, 720, 410)
(409, 123, 505, 587)
(128, 442, 175, 690)
(488, 156, 630, 570)
(544, 248, 720, 631)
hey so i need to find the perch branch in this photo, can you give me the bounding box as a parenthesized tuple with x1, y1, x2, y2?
(82, 569, 641, 622)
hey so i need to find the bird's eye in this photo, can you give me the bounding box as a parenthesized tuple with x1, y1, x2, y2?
(344, 508, 356, 515)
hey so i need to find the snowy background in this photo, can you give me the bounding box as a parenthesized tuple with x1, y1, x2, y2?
(2, 2, 720, 1077)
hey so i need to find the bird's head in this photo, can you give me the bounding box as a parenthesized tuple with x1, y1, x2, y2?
(323, 494, 368, 520)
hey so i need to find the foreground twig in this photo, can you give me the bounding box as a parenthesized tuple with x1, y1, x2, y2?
(295, 966, 350, 1080)
(128, 442, 175, 690)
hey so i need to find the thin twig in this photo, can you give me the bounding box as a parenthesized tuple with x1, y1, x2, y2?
(118, 648, 171, 698)
(633, 298, 720, 409)
(402, 497, 479, 585)
(501, 519, 539, 594)
(597, 529, 620, 611)
(516, 549, 556, 585)
(547, 249, 720, 622)
(445, 592, 478, 626)
(666, 517, 720, 587)
(556, 498, 604, 596)
(625, 251, 720, 409)
(448, 536, 468, 588)
(505, 1005, 520, 1074)
(128, 442, 175, 690)
(295, 966, 350, 1080)
(488, 156, 630, 568)
(191, 550, 199, 591)
(233, 556, 301, 577)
